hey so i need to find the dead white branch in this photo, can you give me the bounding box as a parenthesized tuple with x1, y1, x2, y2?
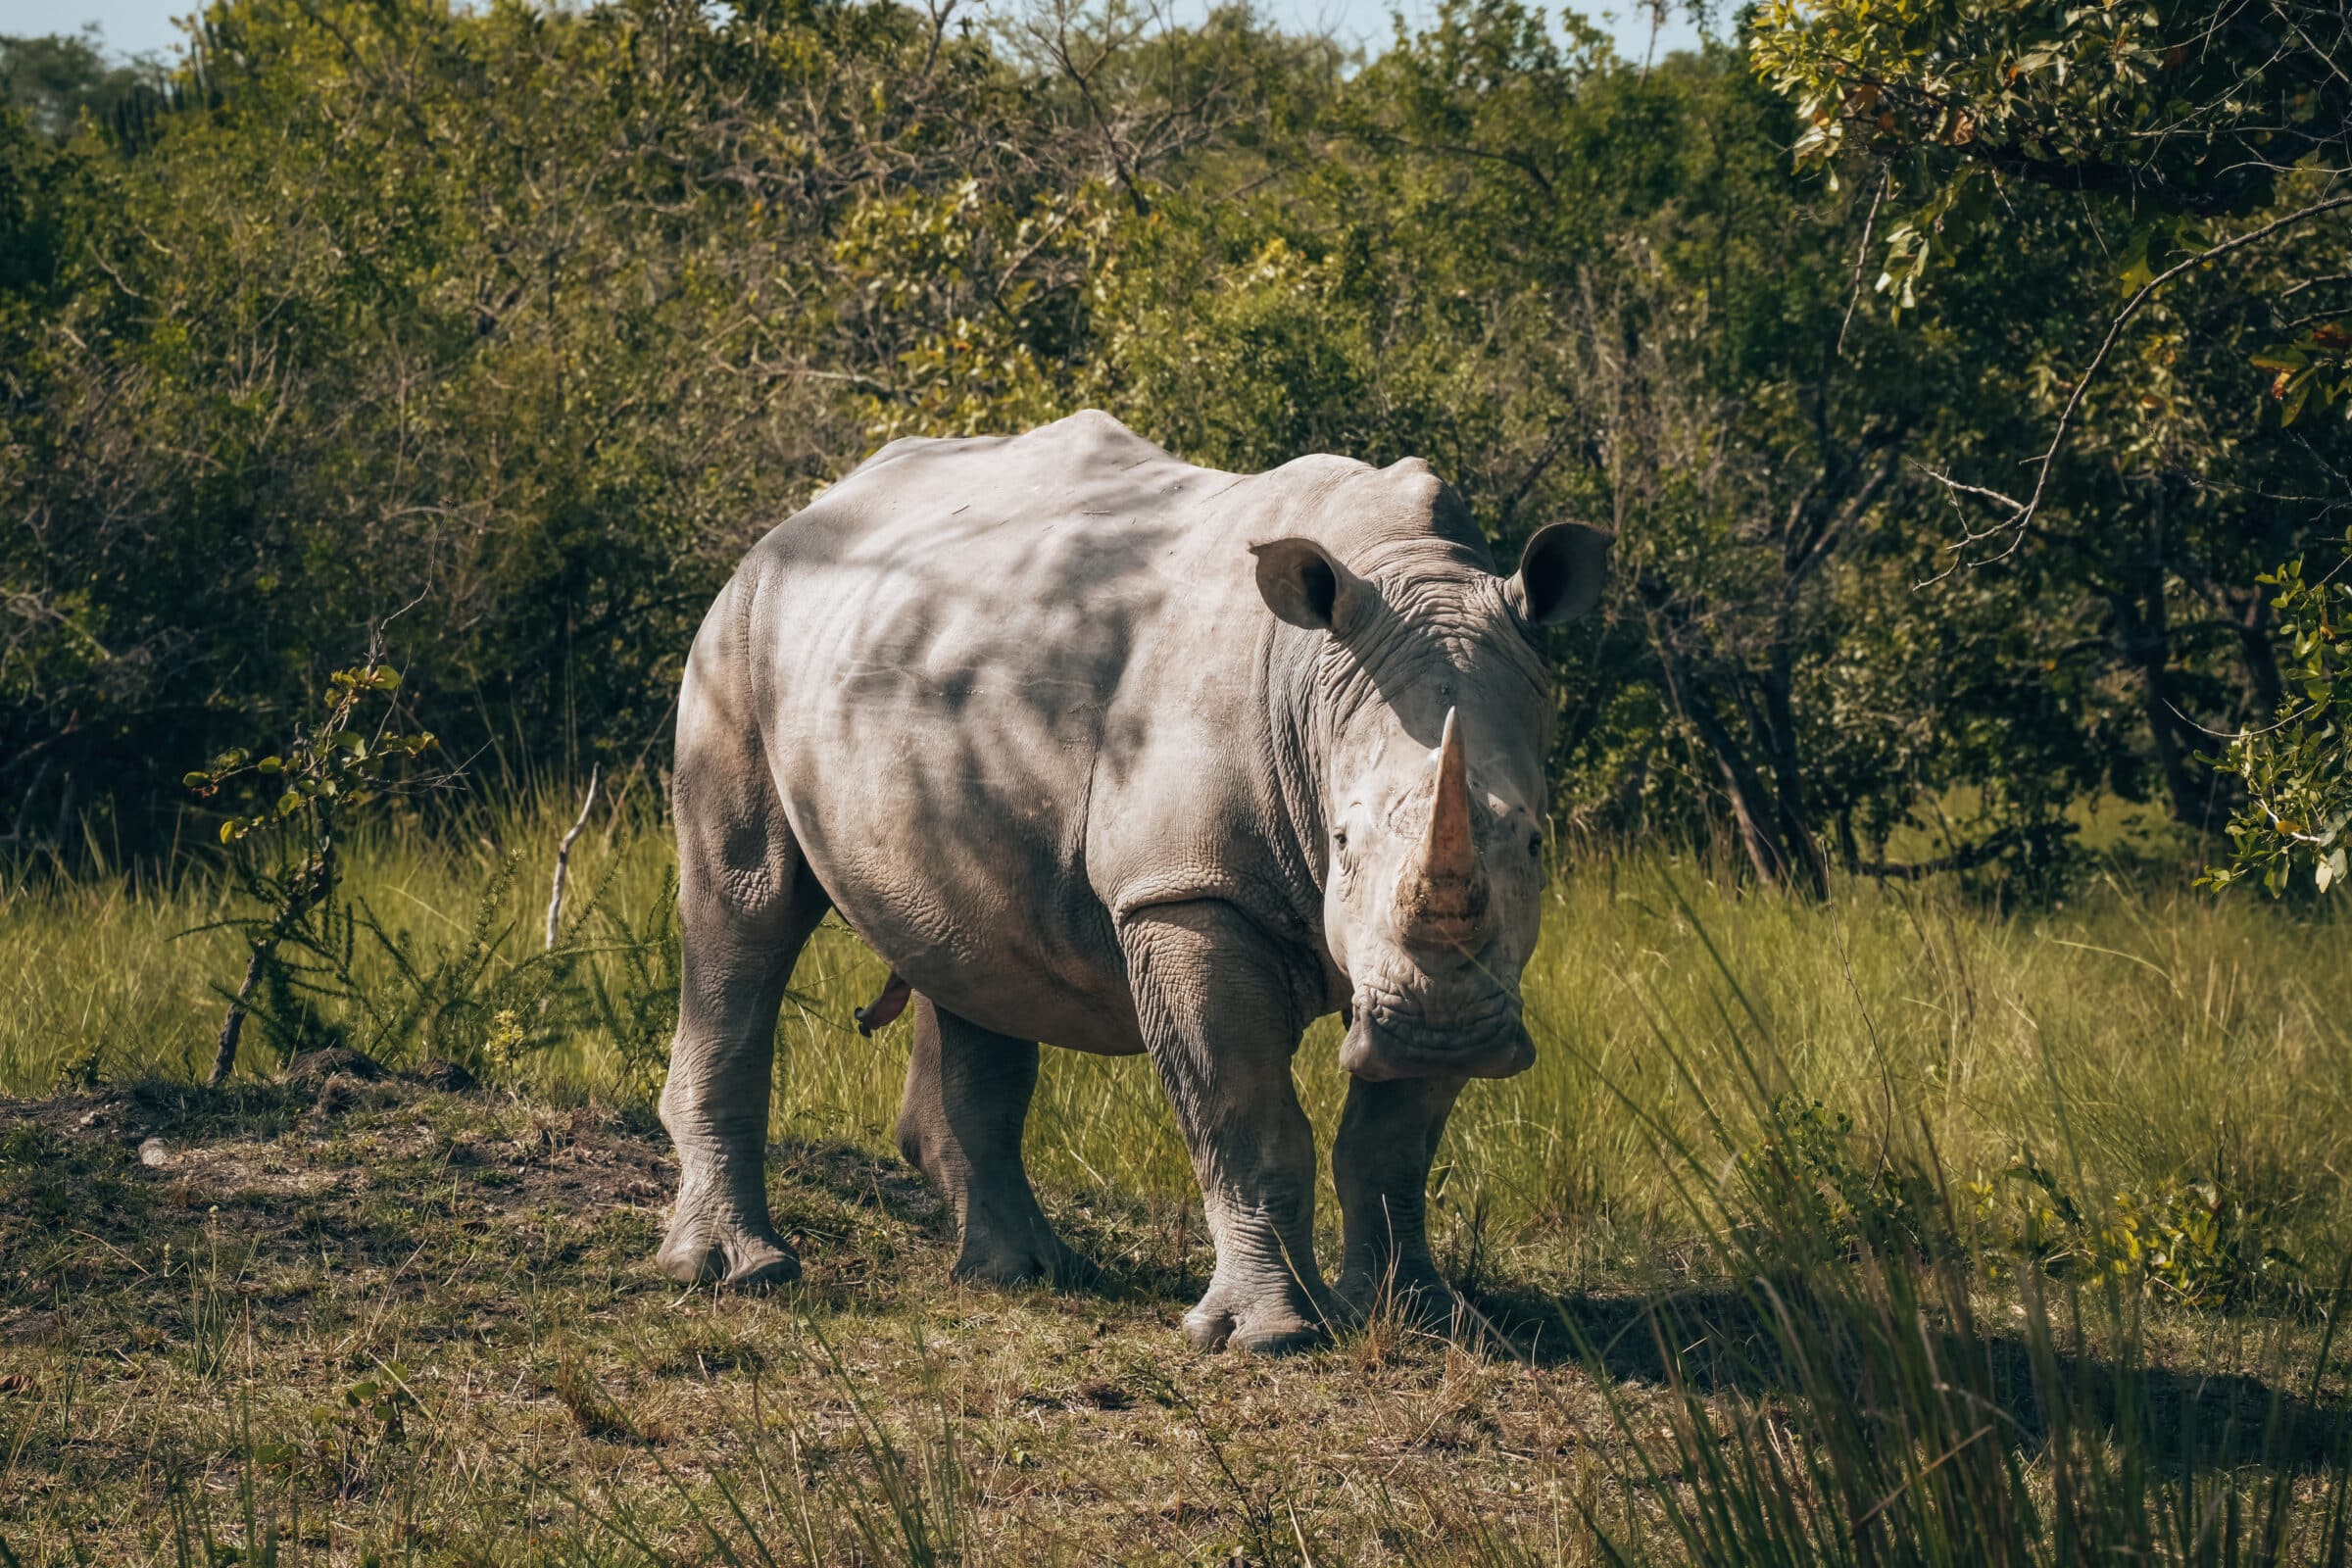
(545, 763, 600, 952)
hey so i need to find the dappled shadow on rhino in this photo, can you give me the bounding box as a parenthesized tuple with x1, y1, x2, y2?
(656, 412, 1612, 1351)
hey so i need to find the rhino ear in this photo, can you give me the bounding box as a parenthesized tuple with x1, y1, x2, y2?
(1250, 537, 1363, 633)
(1508, 521, 1613, 626)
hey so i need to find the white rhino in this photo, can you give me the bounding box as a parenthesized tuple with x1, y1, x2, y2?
(658, 411, 1608, 1351)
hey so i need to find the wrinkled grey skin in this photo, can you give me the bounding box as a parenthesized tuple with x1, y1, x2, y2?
(657, 412, 1608, 1351)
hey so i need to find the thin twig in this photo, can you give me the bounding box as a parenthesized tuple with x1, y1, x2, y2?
(1838, 167, 1889, 362)
(545, 763, 601, 952)
(1930, 193, 2352, 564)
(2280, 270, 2352, 299)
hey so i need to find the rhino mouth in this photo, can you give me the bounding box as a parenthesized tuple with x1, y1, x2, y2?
(1338, 980, 1534, 1082)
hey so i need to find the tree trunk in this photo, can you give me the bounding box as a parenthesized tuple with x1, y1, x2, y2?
(209, 947, 267, 1087)
(2109, 582, 2207, 830)
(1654, 638, 1811, 894)
(2235, 588, 2284, 717)
(209, 822, 337, 1087)
(1757, 644, 1832, 899)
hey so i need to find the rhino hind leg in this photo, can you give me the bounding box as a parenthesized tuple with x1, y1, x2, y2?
(1332, 1075, 1466, 1332)
(656, 614, 829, 1290)
(897, 997, 1085, 1287)
(1121, 902, 1334, 1354)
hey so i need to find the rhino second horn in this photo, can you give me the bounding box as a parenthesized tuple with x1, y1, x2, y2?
(1397, 708, 1487, 950)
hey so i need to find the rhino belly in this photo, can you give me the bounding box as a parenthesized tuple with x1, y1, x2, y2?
(799, 793, 1142, 1055)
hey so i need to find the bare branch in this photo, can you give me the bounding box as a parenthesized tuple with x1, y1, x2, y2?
(545, 763, 601, 952)
(1837, 166, 1889, 363)
(1933, 192, 2352, 562)
(2280, 270, 2352, 299)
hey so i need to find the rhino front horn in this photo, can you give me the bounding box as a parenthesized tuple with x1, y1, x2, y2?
(1428, 708, 1475, 883)
(1397, 708, 1486, 950)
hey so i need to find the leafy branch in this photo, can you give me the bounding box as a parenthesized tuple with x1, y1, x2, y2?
(2202, 529, 2350, 896)
(1923, 195, 2352, 570)
(184, 652, 436, 1084)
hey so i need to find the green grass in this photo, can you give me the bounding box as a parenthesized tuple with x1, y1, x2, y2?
(2, 799, 2349, 1562)
(7, 797, 2347, 1267)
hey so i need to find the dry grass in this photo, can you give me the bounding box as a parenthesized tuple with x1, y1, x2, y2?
(0, 1076, 1670, 1562)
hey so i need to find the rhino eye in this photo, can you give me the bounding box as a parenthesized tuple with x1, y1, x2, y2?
(1527, 832, 1544, 858)
(1333, 829, 1349, 853)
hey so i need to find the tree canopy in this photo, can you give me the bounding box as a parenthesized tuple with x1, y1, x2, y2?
(1, 0, 2343, 892)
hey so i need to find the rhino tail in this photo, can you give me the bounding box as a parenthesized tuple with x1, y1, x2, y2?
(855, 972, 913, 1037)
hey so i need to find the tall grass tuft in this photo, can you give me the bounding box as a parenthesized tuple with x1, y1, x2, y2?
(1538, 886, 2352, 1566)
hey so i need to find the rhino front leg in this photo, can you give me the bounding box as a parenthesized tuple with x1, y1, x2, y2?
(1333, 1075, 1465, 1330)
(897, 997, 1083, 1286)
(1121, 902, 1332, 1353)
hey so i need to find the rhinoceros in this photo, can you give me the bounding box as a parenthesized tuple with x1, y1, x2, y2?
(657, 411, 1608, 1351)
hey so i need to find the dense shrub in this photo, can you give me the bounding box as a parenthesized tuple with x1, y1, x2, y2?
(2, 0, 2341, 884)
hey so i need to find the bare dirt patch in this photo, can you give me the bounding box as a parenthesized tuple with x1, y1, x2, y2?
(0, 1071, 1669, 1563)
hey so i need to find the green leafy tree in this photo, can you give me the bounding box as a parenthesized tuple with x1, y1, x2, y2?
(1101, 7, 2150, 888)
(2206, 530, 2350, 894)
(0, 30, 162, 139)
(1748, 0, 2352, 346)
(6, 0, 2339, 897)
(1748, 0, 2352, 866)
(2, 0, 1058, 844)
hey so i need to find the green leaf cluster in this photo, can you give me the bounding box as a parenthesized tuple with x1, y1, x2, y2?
(2204, 531, 2351, 895)
(182, 661, 432, 844)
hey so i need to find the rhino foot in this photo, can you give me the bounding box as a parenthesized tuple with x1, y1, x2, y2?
(951, 1225, 1096, 1290)
(1336, 1260, 1460, 1335)
(657, 1214, 802, 1290)
(1182, 1280, 1335, 1355)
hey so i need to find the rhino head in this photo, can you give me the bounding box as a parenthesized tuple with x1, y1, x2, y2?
(1251, 514, 1610, 1082)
